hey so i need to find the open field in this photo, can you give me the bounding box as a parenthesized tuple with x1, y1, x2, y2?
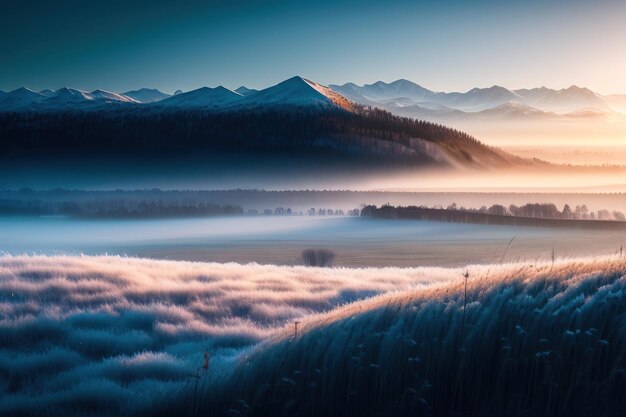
(2, 255, 626, 415)
(3, 215, 626, 267)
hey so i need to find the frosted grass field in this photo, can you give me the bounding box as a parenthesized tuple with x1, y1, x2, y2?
(1, 255, 625, 416)
(0, 255, 456, 416)
(209, 256, 626, 417)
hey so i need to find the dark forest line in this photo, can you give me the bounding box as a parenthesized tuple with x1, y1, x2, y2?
(3, 189, 626, 222)
(361, 204, 626, 229)
(0, 198, 242, 219)
(0, 107, 515, 168)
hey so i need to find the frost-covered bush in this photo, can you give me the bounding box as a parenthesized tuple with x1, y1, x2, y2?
(301, 248, 336, 267)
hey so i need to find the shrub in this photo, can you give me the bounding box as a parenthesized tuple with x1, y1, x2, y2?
(301, 249, 336, 267)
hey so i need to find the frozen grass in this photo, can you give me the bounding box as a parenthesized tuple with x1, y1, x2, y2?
(2, 255, 626, 416)
(203, 256, 626, 417)
(0, 255, 456, 416)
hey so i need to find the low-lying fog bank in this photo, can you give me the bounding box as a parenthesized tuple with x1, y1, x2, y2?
(3, 215, 626, 267)
(3, 157, 626, 194)
(4, 188, 626, 214)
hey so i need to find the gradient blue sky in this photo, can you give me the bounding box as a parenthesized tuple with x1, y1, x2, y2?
(1, 0, 625, 94)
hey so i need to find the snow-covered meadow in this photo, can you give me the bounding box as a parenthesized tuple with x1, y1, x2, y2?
(0, 255, 457, 416)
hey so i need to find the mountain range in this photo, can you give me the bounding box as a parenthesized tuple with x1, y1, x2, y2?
(1, 77, 622, 121)
(123, 88, 172, 103)
(0, 77, 353, 112)
(329, 80, 621, 122)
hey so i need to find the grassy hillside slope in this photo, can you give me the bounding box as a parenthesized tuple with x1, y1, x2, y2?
(206, 257, 626, 417)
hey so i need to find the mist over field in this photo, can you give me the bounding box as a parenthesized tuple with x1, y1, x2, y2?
(5, 214, 626, 268)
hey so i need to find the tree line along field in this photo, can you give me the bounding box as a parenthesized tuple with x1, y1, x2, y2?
(0, 198, 243, 218)
(3, 188, 626, 215)
(2, 189, 625, 224)
(362, 203, 626, 229)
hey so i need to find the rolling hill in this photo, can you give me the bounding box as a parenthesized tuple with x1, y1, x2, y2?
(204, 257, 626, 417)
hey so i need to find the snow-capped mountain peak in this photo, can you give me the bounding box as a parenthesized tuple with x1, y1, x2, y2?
(90, 89, 138, 103)
(123, 88, 171, 103)
(52, 87, 91, 100)
(239, 76, 353, 110)
(40, 88, 137, 106)
(159, 85, 243, 108)
(0, 87, 45, 109)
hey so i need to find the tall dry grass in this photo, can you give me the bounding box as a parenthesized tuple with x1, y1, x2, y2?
(202, 256, 626, 416)
(0, 254, 457, 416)
(2, 254, 626, 416)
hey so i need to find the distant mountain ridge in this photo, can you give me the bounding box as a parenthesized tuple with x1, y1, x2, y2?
(0, 77, 353, 112)
(123, 88, 171, 103)
(329, 80, 618, 120)
(0, 87, 141, 109)
(158, 86, 243, 108)
(154, 76, 354, 111)
(0, 77, 619, 118)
